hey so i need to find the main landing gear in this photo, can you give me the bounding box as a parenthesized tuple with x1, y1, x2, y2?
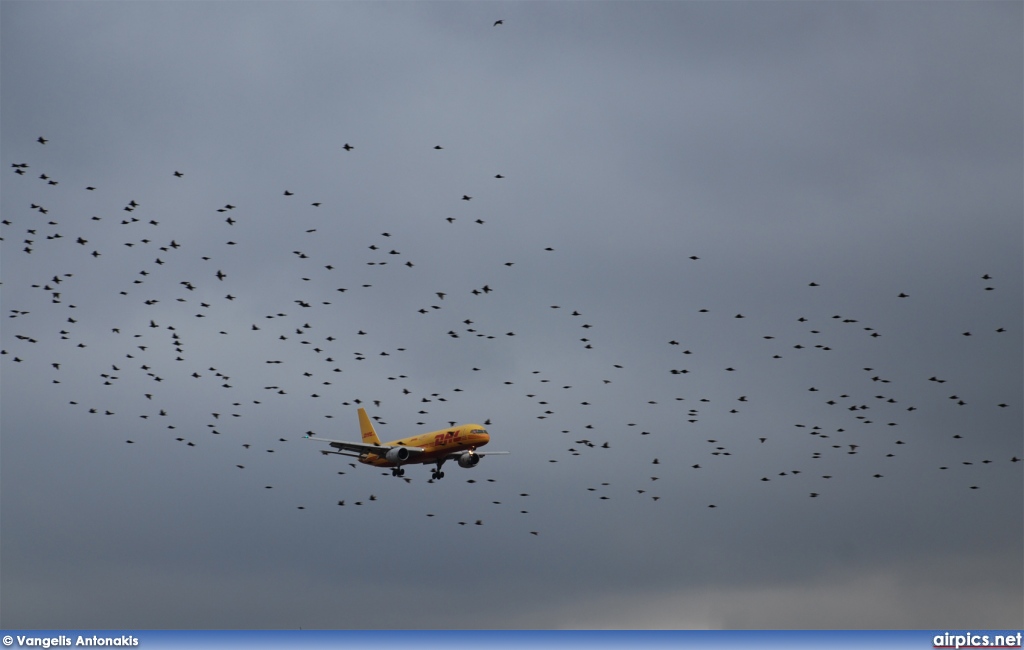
(431, 459, 446, 481)
(391, 466, 406, 477)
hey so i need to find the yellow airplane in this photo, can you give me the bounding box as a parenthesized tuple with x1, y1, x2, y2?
(305, 408, 508, 480)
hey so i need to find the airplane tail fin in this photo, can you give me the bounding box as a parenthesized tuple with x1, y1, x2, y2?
(358, 407, 382, 445)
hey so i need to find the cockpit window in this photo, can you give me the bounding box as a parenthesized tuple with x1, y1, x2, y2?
(471, 429, 487, 434)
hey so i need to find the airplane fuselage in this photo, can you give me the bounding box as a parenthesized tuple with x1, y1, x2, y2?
(307, 408, 506, 479)
(360, 424, 490, 467)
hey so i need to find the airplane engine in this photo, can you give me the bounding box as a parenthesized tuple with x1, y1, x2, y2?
(457, 451, 480, 468)
(385, 447, 410, 463)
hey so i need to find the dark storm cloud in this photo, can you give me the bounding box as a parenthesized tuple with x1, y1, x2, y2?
(2, 0, 1021, 630)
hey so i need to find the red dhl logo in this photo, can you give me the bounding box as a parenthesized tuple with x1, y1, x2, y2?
(434, 431, 461, 445)
(362, 430, 375, 440)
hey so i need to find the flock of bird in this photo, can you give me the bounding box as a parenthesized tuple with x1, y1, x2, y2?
(3, 109, 1020, 541)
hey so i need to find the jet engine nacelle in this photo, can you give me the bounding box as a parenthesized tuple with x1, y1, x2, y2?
(385, 447, 410, 463)
(457, 451, 481, 468)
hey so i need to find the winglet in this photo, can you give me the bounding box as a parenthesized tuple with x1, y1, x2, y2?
(358, 408, 382, 445)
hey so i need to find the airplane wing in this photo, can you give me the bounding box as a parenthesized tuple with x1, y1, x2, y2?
(305, 435, 425, 458)
(441, 449, 510, 460)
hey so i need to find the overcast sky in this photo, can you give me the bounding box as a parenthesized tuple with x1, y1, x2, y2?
(2, 1, 1021, 630)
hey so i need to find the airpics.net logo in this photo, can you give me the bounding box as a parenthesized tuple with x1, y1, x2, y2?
(933, 632, 1023, 649)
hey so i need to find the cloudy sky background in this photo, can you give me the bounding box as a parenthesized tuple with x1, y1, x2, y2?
(2, 1, 1021, 629)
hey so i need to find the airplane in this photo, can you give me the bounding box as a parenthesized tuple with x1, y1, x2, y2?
(305, 408, 508, 480)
